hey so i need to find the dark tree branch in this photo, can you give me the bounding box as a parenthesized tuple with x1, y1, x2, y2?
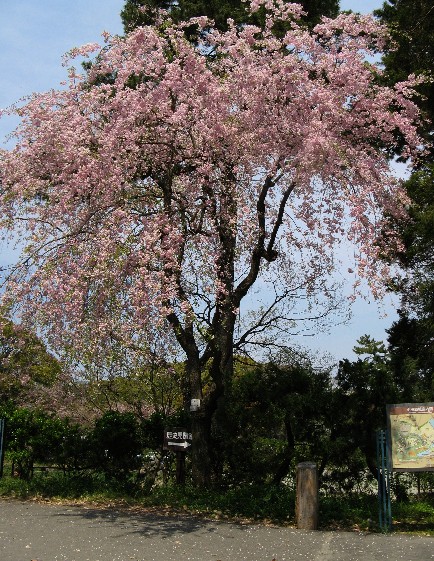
(234, 174, 292, 307)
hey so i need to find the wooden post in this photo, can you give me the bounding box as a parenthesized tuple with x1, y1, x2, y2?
(296, 462, 318, 530)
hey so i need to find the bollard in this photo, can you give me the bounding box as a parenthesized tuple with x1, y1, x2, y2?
(296, 462, 318, 530)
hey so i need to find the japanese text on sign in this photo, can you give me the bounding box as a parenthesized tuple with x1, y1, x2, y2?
(166, 431, 192, 441)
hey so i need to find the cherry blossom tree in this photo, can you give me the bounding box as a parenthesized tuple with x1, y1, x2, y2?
(0, 0, 422, 485)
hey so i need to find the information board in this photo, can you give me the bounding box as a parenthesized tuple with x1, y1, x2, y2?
(387, 403, 434, 472)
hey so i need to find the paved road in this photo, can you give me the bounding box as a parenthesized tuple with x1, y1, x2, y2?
(0, 499, 433, 561)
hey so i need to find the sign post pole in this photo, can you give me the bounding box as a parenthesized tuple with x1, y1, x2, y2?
(176, 451, 186, 485)
(376, 429, 392, 532)
(0, 419, 5, 478)
(163, 427, 192, 485)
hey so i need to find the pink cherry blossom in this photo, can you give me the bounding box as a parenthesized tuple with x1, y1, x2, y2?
(0, 2, 424, 484)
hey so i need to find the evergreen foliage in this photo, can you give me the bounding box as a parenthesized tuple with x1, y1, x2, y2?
(385, 165, 434, 399)
(220, 357, 334, 485)
(0, 318, 61, 404)
(375, 1, 434, 390)
(121, 0, 339, 33)
(375, 0, 434, 143)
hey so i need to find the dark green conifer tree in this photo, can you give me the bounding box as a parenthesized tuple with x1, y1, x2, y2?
(121, 0, 339, 33)
(375, 1, 434, 398)
(375, 0, 434, 147)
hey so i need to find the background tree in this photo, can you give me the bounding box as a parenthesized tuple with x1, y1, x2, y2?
(333, 334, 431, 498)
(375, 0, 434, 149)
(222, 353, 334, 485)
(0, 1, 422, 486)
(385, 166, 434, 401)
(121, 0, 340, 33)
(0, 318, 61, 405)
(375, 1, 434, 400)
(334, 336, 399, 482)
(74, 339, 185, 421)
(89, 410, 144, 478)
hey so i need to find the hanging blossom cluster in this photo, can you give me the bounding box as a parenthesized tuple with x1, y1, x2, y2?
(0, 0, 423, 360)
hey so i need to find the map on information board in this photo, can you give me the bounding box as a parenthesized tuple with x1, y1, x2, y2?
(387, 403, 434, 472)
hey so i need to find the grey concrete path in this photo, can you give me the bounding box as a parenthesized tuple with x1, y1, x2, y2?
(0, 499, 433, 561)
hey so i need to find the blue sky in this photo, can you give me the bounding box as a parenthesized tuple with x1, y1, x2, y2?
(0, 0, 385, 143)
(0, 0, 397, 362)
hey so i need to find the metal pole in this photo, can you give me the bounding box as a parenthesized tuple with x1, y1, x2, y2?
(0, 419, 5, 478)
(385, 430, 392, 530)
(376, 429, 392, 532)
(381, 431, 388, 529)
(376, 429, 383, 529)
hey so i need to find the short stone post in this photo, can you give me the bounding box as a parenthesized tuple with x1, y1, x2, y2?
(296, 462, 318, 530)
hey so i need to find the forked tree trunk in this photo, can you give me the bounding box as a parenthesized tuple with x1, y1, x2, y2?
(188, 306, 236, 487)
(184, 181, 237, 487)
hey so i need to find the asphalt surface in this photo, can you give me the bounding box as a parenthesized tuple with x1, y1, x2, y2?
(0, 499, 433, 561)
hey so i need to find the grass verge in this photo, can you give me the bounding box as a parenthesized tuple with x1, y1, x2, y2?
(0, 472, 433, 534)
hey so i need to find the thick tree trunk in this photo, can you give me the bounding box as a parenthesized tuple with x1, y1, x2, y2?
(188, 305, 236, 487)
(191, 408, 212, 486)
(189, 182, 237, 487)
(178, 179, 239, 487)
(187, 349, 223, 487)
(185, 353, 213, 487)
